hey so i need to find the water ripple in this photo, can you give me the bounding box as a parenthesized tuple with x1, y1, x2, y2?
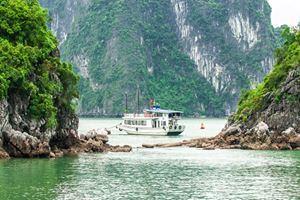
(52, 149, 300, 200)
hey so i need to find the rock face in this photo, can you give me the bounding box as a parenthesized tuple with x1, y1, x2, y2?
(0, 96, 79, 158)
(40, 0, 276, 116)
(248, 69, 300, 132)
(196, 65, 300, 150)
(194, 29, 300, 150)
(0, 1, 131, 159)
(141, 63, 300, 150)
(0, 96, 132, 158)
(39, 0, 90, 46)
(78, 129, 132, 154)
(0, 101, 132, 158)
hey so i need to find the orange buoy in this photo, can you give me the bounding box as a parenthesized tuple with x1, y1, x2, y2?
(200, 123, 205, 129)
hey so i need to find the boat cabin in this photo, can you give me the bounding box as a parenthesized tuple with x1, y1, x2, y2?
(123, 109, 183, 129)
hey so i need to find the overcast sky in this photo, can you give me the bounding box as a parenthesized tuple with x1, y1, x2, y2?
(267, 0, 300, 27)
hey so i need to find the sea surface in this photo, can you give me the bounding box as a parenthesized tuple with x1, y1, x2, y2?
(1, 118, 300, 200)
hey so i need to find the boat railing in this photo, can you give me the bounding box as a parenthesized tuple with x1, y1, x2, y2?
(124, 113, 152, 118)
(170, 116, 181, 120)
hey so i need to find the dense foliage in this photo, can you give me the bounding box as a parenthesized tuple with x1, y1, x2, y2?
(235, 26, 300, 121)
(41, 0, 276, 116)
(56, 0, 224, 116)
(0, 0, 78, 127)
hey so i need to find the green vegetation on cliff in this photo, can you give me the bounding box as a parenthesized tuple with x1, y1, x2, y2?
(39, 0, 275, 116)
(58, 0, 224, 116)
(236, 26, 300, 122)
(0, 0, 78, 127)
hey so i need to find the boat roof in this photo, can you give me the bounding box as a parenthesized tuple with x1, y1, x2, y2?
(143, 109, 183, 114)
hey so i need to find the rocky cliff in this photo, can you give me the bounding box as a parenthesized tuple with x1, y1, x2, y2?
(40, 0, 276, 116)
(0, 0, 79, 158)
(0, 0, 130, 159)
(193, 27, 300, 150)
(143, 27, 300, 150)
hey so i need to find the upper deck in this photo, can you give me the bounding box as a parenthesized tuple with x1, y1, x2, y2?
(143, 109, 183, 114)
(123, 109, 183, 119)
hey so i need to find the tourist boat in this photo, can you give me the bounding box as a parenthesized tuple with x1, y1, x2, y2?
(117, 107, 186, 136)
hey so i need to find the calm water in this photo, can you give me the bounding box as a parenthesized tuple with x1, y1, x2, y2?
(1, 118, 300, 200)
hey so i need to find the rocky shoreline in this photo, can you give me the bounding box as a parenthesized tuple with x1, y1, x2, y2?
(141, 64, 297, 151)
(0, 127, 131, 159)
(0, 97, 131, 159)
(142, 122, 300, 151)
(1, 66, 299, 157)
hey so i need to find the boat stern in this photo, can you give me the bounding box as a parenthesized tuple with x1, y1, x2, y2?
(167, 124, 185, 136)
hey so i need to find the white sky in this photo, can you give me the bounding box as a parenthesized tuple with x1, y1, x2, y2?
(267, 0, 300, 27)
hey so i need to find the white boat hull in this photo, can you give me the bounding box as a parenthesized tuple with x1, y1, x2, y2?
(118, 125, 185, 136)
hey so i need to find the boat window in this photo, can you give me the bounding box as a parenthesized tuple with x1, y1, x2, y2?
(161, 121, 166, 126)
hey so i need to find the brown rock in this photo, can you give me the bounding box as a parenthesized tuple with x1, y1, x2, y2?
(277, 143, 292, 150)
(63, 148, 78, 156)
(203, 146, 215, 150)
(49, 152, 56, 158)
(142, 141, 191, 148)
(270, 144, 279, 150)
(0, 148, 9, 159)
(240, 143, 260, 150)
(157, 141, 188, 148)
(85, 139, 104, 152)
(54, 150, 64, 157)
(95, 134, 109, 143)
(227, 144, 242, 149)
(226, 135, 240, 145)
(194, 138, 210, 148)
(223, 125, 241, 136)
(255, 122, 269, 135)
(187, 142, 197, 148)
(142, 144, 154, 148)
(2, 129, 50, 157)
(282, 127, 296, 135)
(288, 136, 300, 149)
(201, 142, 213, 148)
(257, 143, 270, 150)
(109, 145, 132, 152)
(273, 135, 289, 144)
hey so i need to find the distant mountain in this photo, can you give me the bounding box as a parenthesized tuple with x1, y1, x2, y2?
(40, 0, 277, 116)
